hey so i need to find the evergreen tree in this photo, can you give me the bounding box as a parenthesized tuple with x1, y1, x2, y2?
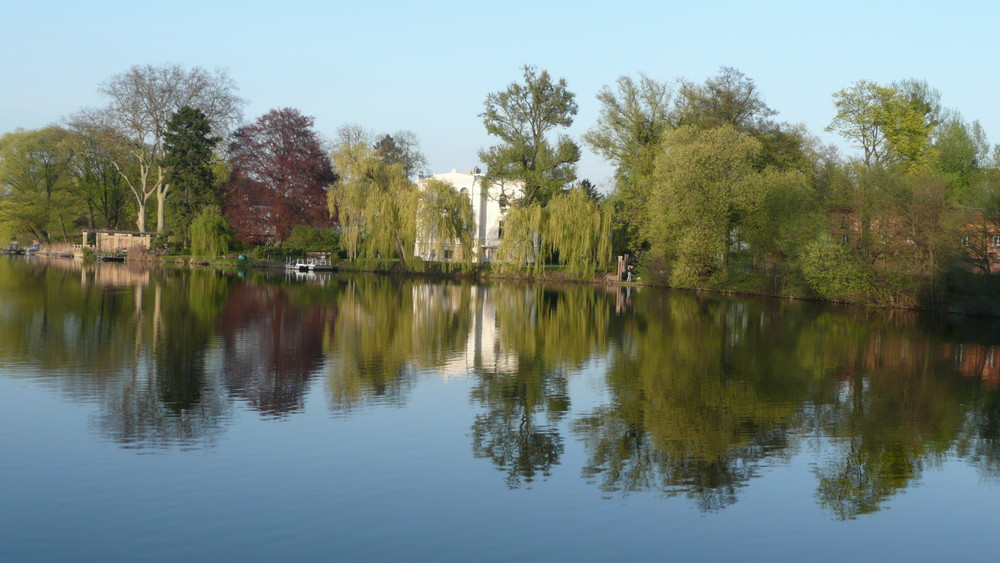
(163, 106, 219, 246)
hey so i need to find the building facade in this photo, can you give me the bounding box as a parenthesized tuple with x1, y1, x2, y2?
(414, 169, 521, 264)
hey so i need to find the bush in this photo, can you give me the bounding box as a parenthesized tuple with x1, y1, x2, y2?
(800, 240, 875, 303)
(284, 225, 339, 254)
(189, 207, 233, 258)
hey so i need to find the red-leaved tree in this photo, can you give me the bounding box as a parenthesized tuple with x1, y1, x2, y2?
(224, 108, 336, 245)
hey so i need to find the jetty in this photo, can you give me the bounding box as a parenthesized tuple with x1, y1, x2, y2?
(285, 257, 336, 272)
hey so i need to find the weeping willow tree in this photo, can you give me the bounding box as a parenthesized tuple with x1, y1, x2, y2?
(416, 178, 475, 270)
(545, 188, 613, 279)
(330, 142, 416, 265)
(189, 206, 232, 257)
(495, 203, 545, 276)
(495, 189, 613, 279)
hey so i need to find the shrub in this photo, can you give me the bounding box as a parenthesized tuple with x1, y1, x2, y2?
(800, 240, 875, 303)
(189, 207, 233, 258)
(283, 225, 339, 254)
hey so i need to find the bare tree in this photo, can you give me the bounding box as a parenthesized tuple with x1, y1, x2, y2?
(73, 65, 244, 232)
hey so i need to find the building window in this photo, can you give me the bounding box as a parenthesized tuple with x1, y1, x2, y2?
(961, 235, 971, 247)
(992, 235, 1000, 247)
(840, 234, 849, 245)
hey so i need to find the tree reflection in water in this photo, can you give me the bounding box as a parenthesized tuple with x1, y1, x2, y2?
(6, 259, 1000, 517)
(469, 285, 611, 488)
(220, 282, 333, 417)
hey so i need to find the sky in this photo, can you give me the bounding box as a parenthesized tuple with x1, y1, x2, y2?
(2, 0, 999, 189)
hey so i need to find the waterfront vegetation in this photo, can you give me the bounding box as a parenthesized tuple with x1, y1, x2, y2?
(4, 65, 1000, 312)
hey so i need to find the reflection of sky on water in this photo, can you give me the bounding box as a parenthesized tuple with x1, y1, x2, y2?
(6, 259, 1000, 559)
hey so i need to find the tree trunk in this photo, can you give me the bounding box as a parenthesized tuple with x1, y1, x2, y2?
(135, 200, 146, 232)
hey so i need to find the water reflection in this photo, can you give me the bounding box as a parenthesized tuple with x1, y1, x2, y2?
(4, 257, 1000, 517)
(221, 283, 333, 416)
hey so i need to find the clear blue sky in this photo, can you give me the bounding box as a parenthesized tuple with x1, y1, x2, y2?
(2, 0, 998, 188)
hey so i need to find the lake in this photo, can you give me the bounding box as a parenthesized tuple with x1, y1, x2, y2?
(3, 256, 1000, 561)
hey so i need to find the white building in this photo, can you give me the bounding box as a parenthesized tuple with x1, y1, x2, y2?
(415, 169, 522, 264)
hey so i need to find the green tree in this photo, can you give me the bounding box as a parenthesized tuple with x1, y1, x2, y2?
(479, 65, 580, 207)
(933, 116, 989, 204)
(330, 141, 416, 264)
(646, 125, 764, 287)
(739, 168, 821, 284)
(827, 80, 935, 172)
(74, 64, 243, 233)
(674, 66, 776, 132)
(189, 206, 232, 257)
(416, 178, 475, 267)
(163, 106, 220, 246)
(283, 225, 339, 254)
(674, 66, 809, 172)
(0, 126, 79, 243)
(373, 130, 428, 180)
(584, 74, 673, 254)
(544, 187, 613, 279)
(495, 203, 545, 275)
(65, 123, 133, 230)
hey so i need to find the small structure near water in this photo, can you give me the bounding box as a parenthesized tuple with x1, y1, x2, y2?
(77, 230, 152, 260)
(285, 256, 336, 272)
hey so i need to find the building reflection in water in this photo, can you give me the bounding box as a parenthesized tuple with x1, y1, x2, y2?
(8, 259, 1000, 518)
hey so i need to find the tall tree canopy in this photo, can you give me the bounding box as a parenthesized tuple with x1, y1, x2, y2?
(0, 127, 78, 243)
(584, 73, 673, 254)
(163, 106, 220, 245)
(479, 65, 580, 207)
(646, 125, 764, 287)
(224, 108, 336, 245)
(330, 141, 416, 263)
(74, 64, 243, 233)
(674, 66, 809, 172)
(65, 123, 132, 230)
(373, 131, 428, 180)
(673, 66, 777, 132)
(827, 80, 934, 172)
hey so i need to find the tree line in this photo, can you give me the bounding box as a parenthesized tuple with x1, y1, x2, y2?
(3, 63, 1000, 307)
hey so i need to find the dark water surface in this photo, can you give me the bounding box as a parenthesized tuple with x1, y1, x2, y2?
(3, 256, 1000, 561)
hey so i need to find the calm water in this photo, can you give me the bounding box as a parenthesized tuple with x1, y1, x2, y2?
(3, 256, 1000, 561)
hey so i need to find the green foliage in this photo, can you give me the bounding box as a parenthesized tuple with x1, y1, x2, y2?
(331, 142, 416, 263)
(373, 131, 428, 179)
(283, 225, 339, 254)
(544, 188, 613, 279)
(496, 203, 545, 275)
(163, 106, 220, 246)
(674, 66, 777, 132)
(416, 179, 475, 270)
(0, 126, 79, 242)
(800, 240, 875, 302)
(646, 125, 763, 287)
(79, 64, 244, 233)
(189, 206, 232, 258)
(584, 74, 673, 254)
(827, 80, 935, 172)
(673, 67, 811, 173)
(479, 65, 580, 207)
(739, 169, 821, 277)
(65, 124, 133, 230)
(933, 117, 989, 204)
